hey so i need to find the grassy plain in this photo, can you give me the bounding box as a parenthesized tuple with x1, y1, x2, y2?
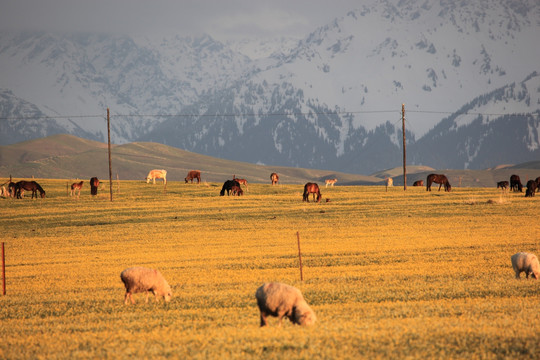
(0, 179, 539, 359)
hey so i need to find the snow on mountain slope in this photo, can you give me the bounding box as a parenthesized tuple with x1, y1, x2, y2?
(410, 72, 540, 169)
(1, 0, 539, 174)
(258, 0, 539, 136)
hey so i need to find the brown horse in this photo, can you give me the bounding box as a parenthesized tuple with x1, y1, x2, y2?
(426, 174, 451, 192)
(510, 174, 522, 192)
(232, 175, 248, 192)
(525, 180, 537, 197)
(15, 180, 46, 199)
(185, 170, 201, 184)
(497, 181, 509, 190)
(90, 177, 99, 196)
(230, 185, 244, 196)
(270, 173, 279, 185)
(303, 182, 321, 202)
(413, 180, 424, 187)
(71, 181, 84, 198)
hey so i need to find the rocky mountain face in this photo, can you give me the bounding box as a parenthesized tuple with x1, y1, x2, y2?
(1, 0, 539, 174)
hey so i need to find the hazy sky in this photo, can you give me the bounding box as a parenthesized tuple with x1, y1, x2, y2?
(1, 0, 359, 41)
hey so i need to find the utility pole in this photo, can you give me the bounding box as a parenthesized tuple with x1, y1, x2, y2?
(107, 108, 113, 202)
(402, 104, 407, 191)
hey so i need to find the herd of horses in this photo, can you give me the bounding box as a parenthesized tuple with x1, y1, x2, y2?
(498, 174, 540, 197)
(5, 180, 46, 199)
(3, 171, 540, 200)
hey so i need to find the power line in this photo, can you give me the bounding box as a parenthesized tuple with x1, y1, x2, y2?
(0, 114, 104, 121)
(0, 109, 537, 121)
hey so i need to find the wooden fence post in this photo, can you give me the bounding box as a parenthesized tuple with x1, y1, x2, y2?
(296, 232, 304, 281)
(2, 242, 6, 295)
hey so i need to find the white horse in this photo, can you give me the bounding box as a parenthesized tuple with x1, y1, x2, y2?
(325, 178, 337, 187)
(146, 169, 167, 185)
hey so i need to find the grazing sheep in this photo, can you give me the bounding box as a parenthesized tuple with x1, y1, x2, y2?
(120, 267, 172, 304)
(511, 252, 540, 279)
(255, 282, 316, 327)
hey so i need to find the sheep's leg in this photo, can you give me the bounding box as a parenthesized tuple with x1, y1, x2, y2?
(277, 311, 287, 327)
(145, 291, 150, 303)
(125, 292, 135, 305)
(259, 312, 268, 327)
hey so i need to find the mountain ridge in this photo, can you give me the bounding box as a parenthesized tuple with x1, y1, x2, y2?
(0, 0, 539, 174)
(1, 134, 539, 188)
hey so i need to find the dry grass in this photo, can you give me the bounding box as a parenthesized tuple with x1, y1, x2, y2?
(0, 180, 539, 359)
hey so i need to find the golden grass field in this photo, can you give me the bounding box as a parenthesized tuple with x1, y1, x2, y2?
(0, 179, 539, 359)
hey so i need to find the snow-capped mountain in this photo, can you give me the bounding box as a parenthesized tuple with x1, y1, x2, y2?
(1, 0, 539, 174)
(410, 71, 540, 169)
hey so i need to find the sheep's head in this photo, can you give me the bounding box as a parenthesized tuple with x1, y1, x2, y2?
(293, 302, 316, 326)
(163, 285, 173, 302)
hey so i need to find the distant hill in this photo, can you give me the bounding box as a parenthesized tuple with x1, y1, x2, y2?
(1, 134, 539, 187)
(0, 134, 380, 184)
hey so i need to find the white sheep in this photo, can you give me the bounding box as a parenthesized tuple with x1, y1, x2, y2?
(511, 252, 540, 279)
(255, 282, 316, 327)
(120, 267, 172, 304)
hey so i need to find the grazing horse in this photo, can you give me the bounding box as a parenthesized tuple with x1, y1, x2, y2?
(230, 185, 244, 196)
(220, 180, 240, 196)
(303, 182, 321, 202)
(426, 174, 451, 192)
(15, 180, 46, 199)
(325, 178, 337, 187)
(146, 169, 167, 185)
(7, 182, 16, 197)
(71, 181, 84, 198)
(270, 173, 279, 185)
(510, 174, 522, 192)
(497, 181, 509, 190)
(90, 177, 99, 196)
(185, 170, 201, 184)
(232, 175, 248, 192)
(413, 180, 424, 187)
(525, 180, 537, 197)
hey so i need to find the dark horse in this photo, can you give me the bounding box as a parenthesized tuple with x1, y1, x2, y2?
(497, 181, 509, 190)
(303, 182, 321, 202)
(90, 177, 99, 196)
(426, 174, 451, 192)
(510, 174, 522, 192)
(220, 179, 240, 196)
(525, 180, 537, 197)
(15, 180, 46, 199)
